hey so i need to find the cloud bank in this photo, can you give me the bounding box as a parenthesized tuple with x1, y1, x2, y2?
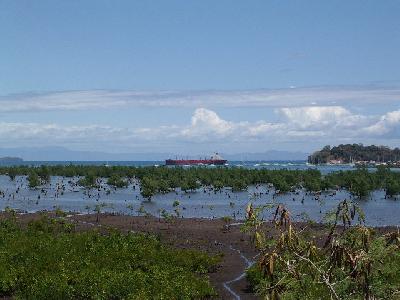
(1, 106, 399, 152)
(1, 85, 399, 152)
(1, 85, 399, 112)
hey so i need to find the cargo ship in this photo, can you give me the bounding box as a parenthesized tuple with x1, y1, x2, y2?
(165, 153, 227, 166)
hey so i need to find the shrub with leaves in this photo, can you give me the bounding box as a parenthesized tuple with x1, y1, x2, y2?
(77, 172, 98, 188)
(2, 164, 400, 197)
(107, 174, 128, 188)
(385, 176, 400, 197)
(27, 172, 40, 189)
(244, 200, 400, 299)
(0, 216, 218, 299)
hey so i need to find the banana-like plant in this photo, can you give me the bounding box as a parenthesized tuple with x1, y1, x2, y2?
(244, 200, 400, 299)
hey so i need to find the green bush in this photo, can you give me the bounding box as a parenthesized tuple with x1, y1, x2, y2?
(386, 177, 400, 197)
(0, 217, 218, 299)
(107, 174, 128, 188)
(28, 172, 40, 189)
(2, 164, 400, 197)
(77, 172, 98, 188)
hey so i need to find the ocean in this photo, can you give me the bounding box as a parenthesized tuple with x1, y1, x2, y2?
(0, 160, 364, 174)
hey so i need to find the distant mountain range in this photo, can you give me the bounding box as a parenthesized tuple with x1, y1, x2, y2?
(0, 146, 308, 161)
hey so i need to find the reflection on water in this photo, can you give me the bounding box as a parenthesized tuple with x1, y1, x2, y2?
(0, 175, 398, 227)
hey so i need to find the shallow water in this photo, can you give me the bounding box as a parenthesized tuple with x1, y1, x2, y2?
(3, 160, 398, 175)
(0, 176, 399, 227)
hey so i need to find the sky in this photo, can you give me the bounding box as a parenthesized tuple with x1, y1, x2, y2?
(0, 1, 399, 155)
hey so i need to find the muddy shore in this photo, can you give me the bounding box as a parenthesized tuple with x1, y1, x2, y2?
(5, 212, 260, 299)
(3, 213, 397, 299)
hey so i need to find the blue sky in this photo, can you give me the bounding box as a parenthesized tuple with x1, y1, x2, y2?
(0, 1, 400, 155)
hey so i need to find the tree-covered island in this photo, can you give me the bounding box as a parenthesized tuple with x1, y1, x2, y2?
(308, 144, 400, 166)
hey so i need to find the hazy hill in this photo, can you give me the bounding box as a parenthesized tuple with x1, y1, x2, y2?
(0, 157, 24, 164)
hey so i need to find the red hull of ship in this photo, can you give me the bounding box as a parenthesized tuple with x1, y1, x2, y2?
(165, 159, 227, 166)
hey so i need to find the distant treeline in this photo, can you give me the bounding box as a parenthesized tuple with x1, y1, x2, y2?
(308, 144, 400, 164)
(0, 164, 400, 198)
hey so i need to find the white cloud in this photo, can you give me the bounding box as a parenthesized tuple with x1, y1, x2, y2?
(1, 85, 400, 112)
(1, 106, 399, 151)
(280, 106, 352, 128)
(0, 122, 127, 141)
(181, 108, 234, 139)
(364, 110, 400, 137)
(180, 108, 287, 142)
(279, 106, 372, 131)
(244, 122, 286, 137)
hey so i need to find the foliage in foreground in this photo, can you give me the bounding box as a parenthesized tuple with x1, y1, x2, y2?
(244, 201, 400, 299)
(0, 215, 218, 299)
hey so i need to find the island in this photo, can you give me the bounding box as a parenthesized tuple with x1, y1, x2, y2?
(308, 144, 400, 166)
(0, 157, 24, 164)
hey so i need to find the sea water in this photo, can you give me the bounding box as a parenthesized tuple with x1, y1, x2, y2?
(0, 171, 398, 227)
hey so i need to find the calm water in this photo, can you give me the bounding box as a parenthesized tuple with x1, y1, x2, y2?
(0, 174, 398, 227)
(2, 160, 395, 175)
